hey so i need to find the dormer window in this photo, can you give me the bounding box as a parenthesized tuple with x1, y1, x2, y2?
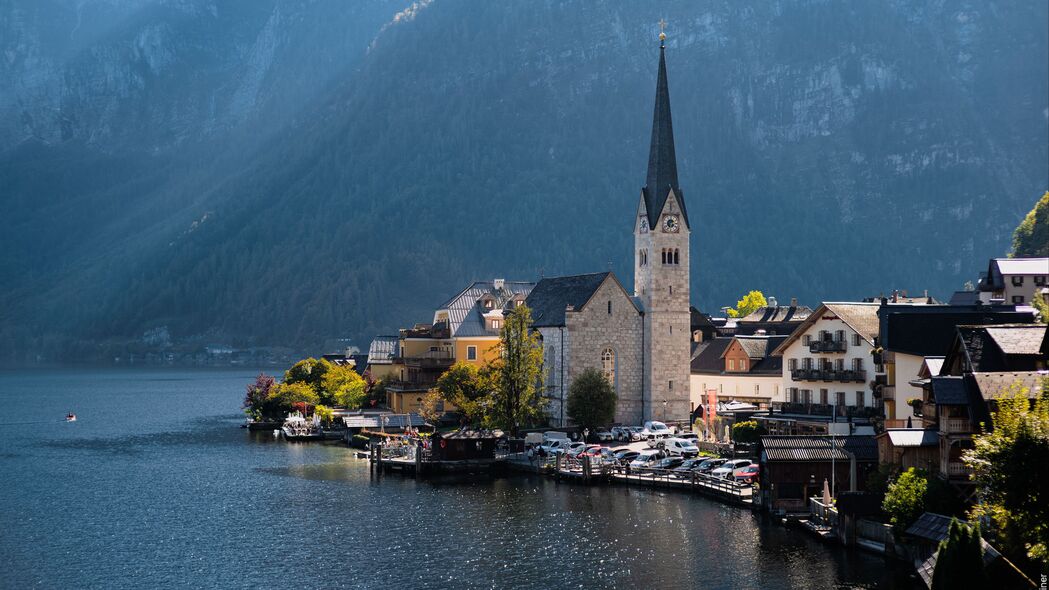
(491, 319, 501, 330)
(484, 299, 494, 309)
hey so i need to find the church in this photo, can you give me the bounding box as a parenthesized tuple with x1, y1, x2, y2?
(525, 34, 692, 427)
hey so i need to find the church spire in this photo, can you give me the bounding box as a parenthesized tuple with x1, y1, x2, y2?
(643, 26, 687, 228)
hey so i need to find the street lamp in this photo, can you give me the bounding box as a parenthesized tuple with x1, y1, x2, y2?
(663, 399, 667, 422)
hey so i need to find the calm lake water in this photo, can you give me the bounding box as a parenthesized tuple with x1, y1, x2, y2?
(0, 368, 919, 589)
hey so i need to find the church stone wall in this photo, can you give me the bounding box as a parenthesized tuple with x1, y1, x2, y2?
(565, 278, 644, 425)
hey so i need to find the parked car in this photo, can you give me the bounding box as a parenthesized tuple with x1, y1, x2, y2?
(543, 431, 571, 444)
(538, 439, 571, 455)
(671, 458, 705, 477)
(733, 464, 760, 484)
(661, 437, 700, 458)
(653, 456, 685, 471)
(610, 426, 630, 441)
(628, 450, 665, 471)
(677, 432, 700, 443)
(593, 447, 619, 461)
(695, 458, 727, 474)
(642, 421, 674, 447)
(564, 442, 589, 457)
(711, 459, 752, 479)
(579, 444, 604, 457)
(614, 449, 640, 465)
(593, 429, 614, 442)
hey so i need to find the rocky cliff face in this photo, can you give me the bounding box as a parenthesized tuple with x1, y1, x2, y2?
(1, 0, 1046, 361)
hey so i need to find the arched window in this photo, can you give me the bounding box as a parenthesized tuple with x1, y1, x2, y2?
(673, 249, 680, 264)
(661, 249, 667, 264)
(601, 348, 616, 390)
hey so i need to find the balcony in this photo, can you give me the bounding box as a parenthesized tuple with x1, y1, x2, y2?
(791, 369, 812, 381)
(944, 461, 973, 479)
(394, 350, 455, 369)
(940, 417, 972, 434)
(386, 379, 437, 392)
(841, 369, 867, 383)
(809, 340, 847, 353)
(779, 402, 881, 420)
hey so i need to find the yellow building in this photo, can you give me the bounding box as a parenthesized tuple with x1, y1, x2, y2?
(375, 279, 535, 414)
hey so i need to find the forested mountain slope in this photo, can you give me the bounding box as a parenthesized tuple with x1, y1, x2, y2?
(1, 0, 1046, 361)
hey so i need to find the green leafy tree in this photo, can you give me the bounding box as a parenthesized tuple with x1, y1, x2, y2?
(726, 290, 767, 318)
(322, 364, 367, 408)
(489, 305, 545, 435)
(965, 380, 1049, 568)
(267, 381, 320, 415)
(931, 519, 989, 590)
(418, 389, 444, 430)
(1009, 191, 1049, 257)
(730, 420, 765, 444)
(566, 368, 617, 434)
(1031, 294, 1049, 325)
(314, 404, 335, 427)
(436, 361, 493, 425)
(283, 357, 332, 393)
(883, 467, 962, 534)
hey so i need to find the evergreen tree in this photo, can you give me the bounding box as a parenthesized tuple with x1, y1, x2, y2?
(931, 519, 988, 590)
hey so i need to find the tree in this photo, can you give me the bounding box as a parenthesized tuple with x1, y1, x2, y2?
(321, 365, 367, 408)
(243, 373, 277, 420)
(314, 404, 335, 427)
(726, 290, 767, 318)
(731, 420, 765, 444)
(267, 381, 319, 414)
(1009, 191, 1049, 257)
(283, 357, 332, 393)
(883, 467, 962, 534)
(931, 519, 988, 590)
(566, 368, 617, 434)
(418, 389, 444, 430)
(436, 362, 494, 425)
(965, 380, 1049, 568)
(489, 304, 545, 435)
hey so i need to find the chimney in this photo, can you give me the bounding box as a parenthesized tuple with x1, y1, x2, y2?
(768, 296, 778, 308)
(790, 297, 798, 307)
(493, 278, 504, 289)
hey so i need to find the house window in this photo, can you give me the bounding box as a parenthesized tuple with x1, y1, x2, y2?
(754, 383, 760, 395)
(788, 358, 798, 371)
(852, 333, 861, 346)
(853, 358, 863, 371)
(673, 249, 680, 264)
(802, 389, 812, 404)
(607, 300, 612, 314)
(1012, 295, 1024, 304)
(484, 299, 494, 309)
(1035, 275, 1046, 285)
(1011, 276, 1024, 286)
(741, 359, 747, 371)
(601, 348, 616, 390)
(728, 359, 735, 371)
(856, 390, 865, 407)
(491, 320, 501, 330)
(836, 391, 845, 408)
(803, 358, 813, 370)
(467, 346, 477, 361)
(835, 330, 844, 343)
(820, 389, 828, 405)
(834, 358, 844, 371)
(803, 335, 811, 345)
(789, 388, 798, 403)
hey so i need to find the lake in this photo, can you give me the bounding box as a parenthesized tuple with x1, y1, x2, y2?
(0, 368, 919, 589)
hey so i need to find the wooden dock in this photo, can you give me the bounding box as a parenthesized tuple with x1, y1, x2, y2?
(543, 454, 755, 508)
(369, 442, 505, 476)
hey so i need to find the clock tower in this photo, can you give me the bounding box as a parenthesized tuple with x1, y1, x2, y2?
(634, 32, 691, 423)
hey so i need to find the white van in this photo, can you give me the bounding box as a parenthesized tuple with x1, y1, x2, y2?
(543, 431, 570, 443)
(642, 421, 673, 447)
(663, 437, 700, 458)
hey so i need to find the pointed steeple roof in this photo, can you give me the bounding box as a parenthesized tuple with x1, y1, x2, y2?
(642, 39, 688, 229)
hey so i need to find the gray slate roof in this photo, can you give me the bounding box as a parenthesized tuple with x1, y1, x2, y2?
(984, 325, 1047, 355)
(642, 42, 688, 229)
(526, 272, 636, 328)
(738, 305, 813, 323)
(972, 371, 1048, 400)
(438, 280, 535, 337)
(929, 376, 970, 405)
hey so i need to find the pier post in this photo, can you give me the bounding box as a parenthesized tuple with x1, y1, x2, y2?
(582, 455, 590, 483)
(415, 440, 422, 478)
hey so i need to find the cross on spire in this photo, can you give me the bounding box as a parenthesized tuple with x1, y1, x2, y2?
(658, 18, 667, 44)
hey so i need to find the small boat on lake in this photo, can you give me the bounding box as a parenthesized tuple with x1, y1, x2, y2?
(65, 413, 77, 422)
(281, 412, 323, 441)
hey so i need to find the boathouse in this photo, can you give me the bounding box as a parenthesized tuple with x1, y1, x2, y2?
(758, 435, 878, 514)
(429, 430, 498, 462)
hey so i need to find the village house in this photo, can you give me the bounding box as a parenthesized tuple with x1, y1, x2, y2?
(690, 334, 787, 410)
(976, 257, 1049, 305)
(873, 302, 1035, 425)
(759, 303, 882, 435)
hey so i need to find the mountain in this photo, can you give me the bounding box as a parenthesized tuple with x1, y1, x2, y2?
(1, 0, 1046, 363)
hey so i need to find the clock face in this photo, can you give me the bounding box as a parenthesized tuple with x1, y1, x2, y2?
(662, 215, 680, 233)
(639, 217, 649, 233)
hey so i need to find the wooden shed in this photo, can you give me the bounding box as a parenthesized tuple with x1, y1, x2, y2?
(429, 429, 498, 462)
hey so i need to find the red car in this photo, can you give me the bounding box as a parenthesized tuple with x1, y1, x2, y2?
(733, 464, 760, 484)
(581, 444, 604, 457)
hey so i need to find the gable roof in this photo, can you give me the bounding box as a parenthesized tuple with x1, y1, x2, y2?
(690, 337, 733, 373)
(945, 324, 1048, 372)
(738, 305, 813, 323)
(984, 324, 1047, 355)
(771, 302, 880, 355)
(526, 272, 638, 328)
(971, 371, 1048, 400)
(734, 337, 769, 359)
(882, 429, 938, 447)
(929, 376, 970, 405)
